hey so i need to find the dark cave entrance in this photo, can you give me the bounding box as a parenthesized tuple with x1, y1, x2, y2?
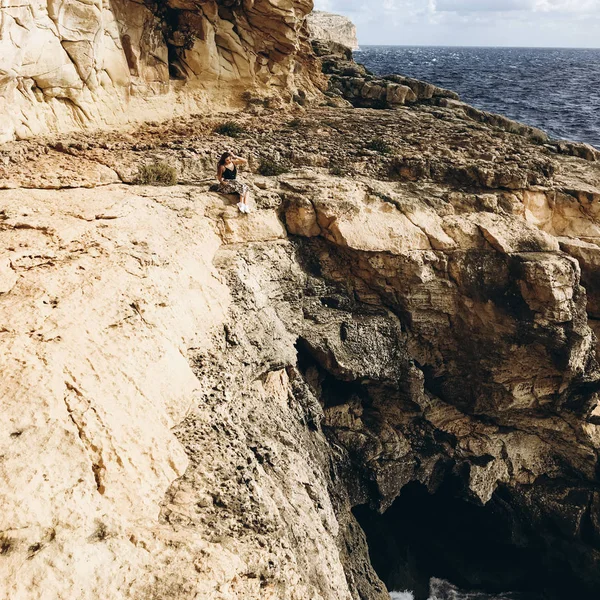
(161, 5, 188, 81)
(138, 0, 197, 81)
(290, 248, 599, 600)
(353, 480, 595, 600)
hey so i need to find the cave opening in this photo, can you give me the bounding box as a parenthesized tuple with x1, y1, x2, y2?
(161, 5, 188, 81)
(141, 0, 194, 80)
(167, 45, 186, 80)
(353, 480, 594, 600)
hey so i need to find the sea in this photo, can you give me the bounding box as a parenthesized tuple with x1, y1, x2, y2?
(390, 583, 536, 600)
(355, 46, 600, 150)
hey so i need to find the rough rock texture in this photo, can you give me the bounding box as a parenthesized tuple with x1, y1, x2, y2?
(306, 10, 359, 50)
(2, 91, 600, 599)
(0, 0, 321, 143)
(6, 5, 600, 599)
(313, 40, 459, 110)
(0, 182, 386, 600)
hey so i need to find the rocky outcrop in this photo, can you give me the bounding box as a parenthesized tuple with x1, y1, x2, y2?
(0, 0, 321, 143)
(313, 41, 459, 109)
(0, 153, 386, 600)
(307, 10, 359, 51)
(2, 96, 600, 599)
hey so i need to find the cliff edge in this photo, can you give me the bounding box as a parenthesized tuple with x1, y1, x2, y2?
(2, 93, 600, 597)
(307, 10, 360, 51)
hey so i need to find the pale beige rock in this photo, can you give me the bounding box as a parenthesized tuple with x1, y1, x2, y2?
(441, 215, 488, 249)
(0, 183, 378, 600)
(219, 209, 288, 244)
(307, 11, 359, 50)
(0, 255, 17, 294)
(523, 188, 600, 243)
(285, 197, 322, 237)
(404, 206, 457, 250)
(0, 185, 230, 599)
(472, 211, 560, 253)
(281, 175, 432, 253)
(517, 254, 579, 323)
(2, 97, 600, 599)
(326, 204, 430, 253)
(559, 237, 600, 266)
(0, 0, 320, 142)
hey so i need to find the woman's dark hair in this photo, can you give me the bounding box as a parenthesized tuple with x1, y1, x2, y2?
(218, 152, 233, 167)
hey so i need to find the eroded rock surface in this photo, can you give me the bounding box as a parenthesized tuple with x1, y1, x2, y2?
(0, 0, 320, 143)
(0, 182, 386, 600)
(307, 10, 359, 50)
(2, 97, 600, 598)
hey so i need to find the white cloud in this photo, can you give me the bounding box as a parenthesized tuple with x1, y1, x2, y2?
(533, 0, 600, 11)
(313, 0, 600, 46)
(315, 0, 600, 15)
(436, 0, 535, 12)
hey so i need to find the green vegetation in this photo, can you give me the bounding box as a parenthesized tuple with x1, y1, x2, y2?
(257, 157, 290, 177)
(214, 121, 246, 138)
(329, 163, 348, 177)
(367, 137, 393, 154)
(137, 162, 177, 186)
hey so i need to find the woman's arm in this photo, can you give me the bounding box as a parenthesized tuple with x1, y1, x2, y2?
(217, 165, 224, 183)
(232, 156, 248, 166)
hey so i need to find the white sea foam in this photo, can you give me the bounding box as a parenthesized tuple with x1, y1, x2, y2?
(390, 581, 524, 599)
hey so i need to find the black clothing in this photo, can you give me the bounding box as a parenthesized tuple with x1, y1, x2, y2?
(222, 165, 237, 180)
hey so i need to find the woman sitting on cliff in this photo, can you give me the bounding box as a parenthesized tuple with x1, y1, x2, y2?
(217, 152, 250, 213)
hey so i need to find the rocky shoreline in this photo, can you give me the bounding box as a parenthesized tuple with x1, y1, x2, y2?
(2, 5, 600, 600)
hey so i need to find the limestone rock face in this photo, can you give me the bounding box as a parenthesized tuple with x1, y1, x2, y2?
(0, 0, 320, 143)
(307, 10, 359, 50)
(2, 93, 600, 597)
(0, 183, 382, 600)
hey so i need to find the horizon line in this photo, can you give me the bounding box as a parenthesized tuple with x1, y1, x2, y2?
(356, 43, 600, 50)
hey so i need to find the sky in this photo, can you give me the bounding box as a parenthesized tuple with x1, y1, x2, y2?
(313, 0, 600, 47)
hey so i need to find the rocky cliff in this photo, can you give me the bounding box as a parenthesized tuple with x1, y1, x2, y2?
(2, 80, 600, 597)
(3, 13, 600, 600)
(307, 10, 359, 50)
(0, 0, 321, 143)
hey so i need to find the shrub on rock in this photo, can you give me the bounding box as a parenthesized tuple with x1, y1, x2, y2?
(329, 163, 348, 177)
(367, 138, 393, 154)
(258, 157, 290, 177)
(137, 162, 177, 186)
(215, 121, 246, 138)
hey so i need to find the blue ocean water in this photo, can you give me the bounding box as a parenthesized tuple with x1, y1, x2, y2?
(355, 46, 600, 149)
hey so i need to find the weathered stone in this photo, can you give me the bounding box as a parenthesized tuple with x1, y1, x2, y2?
(0, 0, 321, 143)
(307, 11, 359, 51)
(2, 21, 600, 600)
(0, 256, 17, 294)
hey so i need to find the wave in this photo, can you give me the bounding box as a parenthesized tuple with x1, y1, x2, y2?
(357, 46, 600, 149)
(390, 577, 538, 600)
